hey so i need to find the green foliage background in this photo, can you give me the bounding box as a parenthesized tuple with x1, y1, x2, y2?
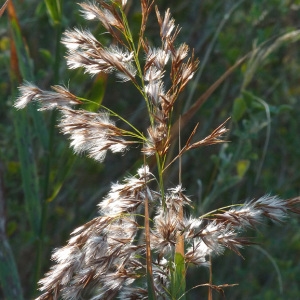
(0, 0, 299, 299)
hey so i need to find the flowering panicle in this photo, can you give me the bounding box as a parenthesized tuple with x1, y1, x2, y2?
(14, 82, 82, 110)
(57, 108, 132, 162)
(37, 166, 152, 300)
(214, 195, 291, 228)
(150, 186, 191, 256)
(35, 166, 298, 299)
(79, 1, 124, 30)
(133, 5, 199, 157)
(155, 8, 178, 46)
(13, 0, 300, 299)
(98, 165, 155, 215)
(62, 28, 137, 81)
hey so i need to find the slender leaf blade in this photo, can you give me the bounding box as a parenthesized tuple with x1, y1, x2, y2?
(170, 252, 186, 300)
(12, 107, 42, 235)
(0, 165, 23, 300)
(10, 19, 50, 150)
(44, 0, 62, 25)
(9, 12, 42, 236)
(0, 239, 24, 300)
(0, 0, 10, 17)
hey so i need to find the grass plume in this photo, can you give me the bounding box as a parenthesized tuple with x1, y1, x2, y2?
(13, 1, 300, 299)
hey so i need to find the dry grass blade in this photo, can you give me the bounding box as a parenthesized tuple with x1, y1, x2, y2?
(242, 29, 300, 89)
(144, 168, 156, 300)
(170, 55, 247, 141)
(0, 0, 9, 17)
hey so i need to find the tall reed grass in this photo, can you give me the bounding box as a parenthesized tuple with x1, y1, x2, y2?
(10, 0, 300, 299)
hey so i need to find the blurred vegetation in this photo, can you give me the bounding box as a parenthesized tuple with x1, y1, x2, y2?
(0, 0, 299, 299)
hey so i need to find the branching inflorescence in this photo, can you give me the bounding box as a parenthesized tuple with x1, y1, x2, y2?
(14, 0, 300, 299)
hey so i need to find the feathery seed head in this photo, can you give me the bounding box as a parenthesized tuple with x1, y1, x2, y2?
(144, 80, 165, 105)
(137, 164, 151, 180)
(145, 47, 170, 70)
(215, 206, 263, 229)
(157, 8, 175, 40)
(185, 239, 212, 267)
(98, 166, 154, 215)
(251, 195, 288, 222)
(63, 28, 136, 79)
(165, 185, 192, 212)
(79, 1, 124, 30)
(151, 209, 183, 255)
(174, 43, 189, 63)
(214, 195, 290, 230)
(14, 83, 42, 109)
(182, 217, 203, 239)
(62, 28, 100, 51)
(14, 83, 82, 110)
(142, 123, 170, 156)
(58, 108, 129, 162)
(144, 66, 164, 82)
(184, 222, 242, 266)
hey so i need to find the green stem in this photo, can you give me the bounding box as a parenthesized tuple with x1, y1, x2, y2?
(200, 203, 244, 219)
(101, 104, 146, 140)
(118, 6, 154, 127)
(77, 96, 146, 141)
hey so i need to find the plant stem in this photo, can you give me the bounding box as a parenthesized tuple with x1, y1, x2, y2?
(144, 163, 157, 300)
(155, 153, 165, 207)
(176, 117, 185, 258)
(173, 117, 186, 299)
(208, 255, 212, 300)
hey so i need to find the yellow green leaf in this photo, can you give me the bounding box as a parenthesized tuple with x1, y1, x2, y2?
(236, 159, 250, 179)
